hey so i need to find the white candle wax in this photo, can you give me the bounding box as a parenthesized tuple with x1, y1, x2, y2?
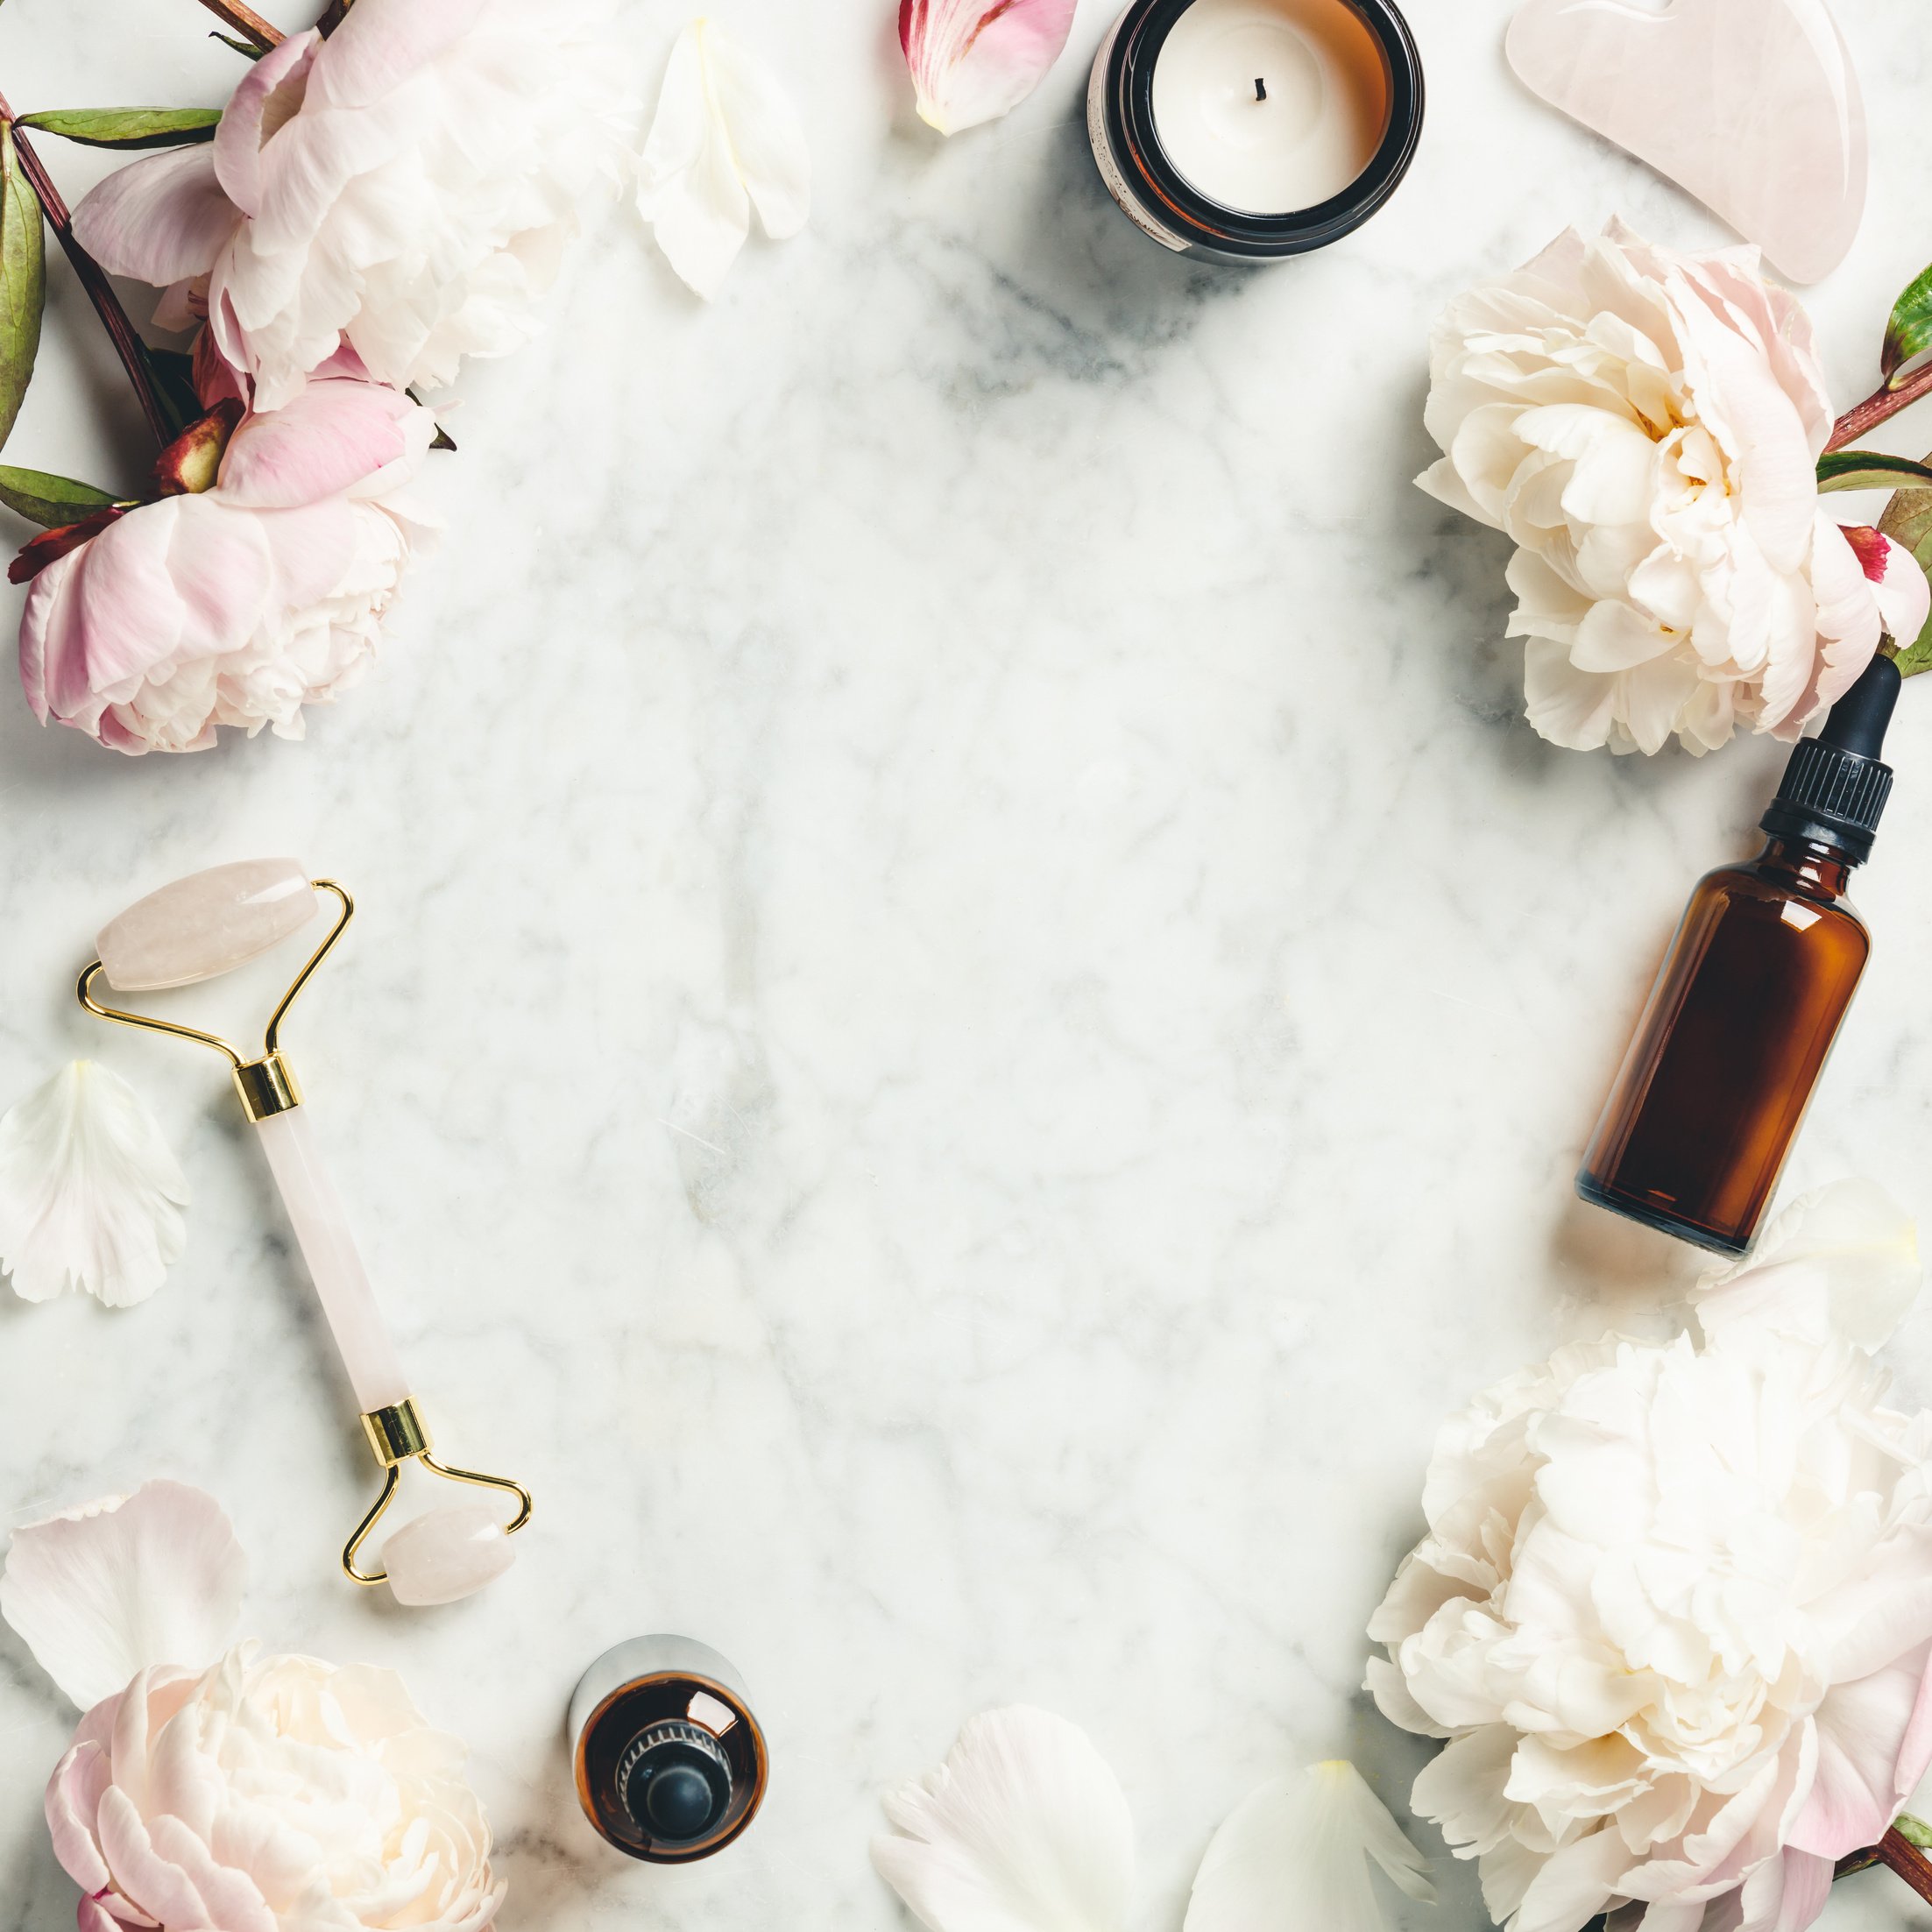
(1149, 0, 1389, 215)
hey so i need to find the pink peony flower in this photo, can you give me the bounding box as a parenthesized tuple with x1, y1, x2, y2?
(18, 350, 433, 754)
(71, 0, 621, 410)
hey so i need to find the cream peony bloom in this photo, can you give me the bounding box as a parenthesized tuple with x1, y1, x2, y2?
(50, 1648, 503, 1932)
(71, 0, 624, 409)
(1367, 1182, 1932, 1932)
(1421, 221, 1928, 754)
(3, 1483, 504, 1931)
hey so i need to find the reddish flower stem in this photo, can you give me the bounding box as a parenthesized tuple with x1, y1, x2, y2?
(1872, 1826, 1932, 1907)
(0, 96, 171, 448)
(1826, 364, 1932, 454)
(191, 0, 284, 52)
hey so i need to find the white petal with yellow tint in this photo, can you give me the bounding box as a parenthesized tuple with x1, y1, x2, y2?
(0, 1062, 188, 1308)
(0, 1483, 246, 1709)
(1185, 1760, 1435, 1932)
(873, 1706, 1134, 1932)
(637, 18, 810, 300)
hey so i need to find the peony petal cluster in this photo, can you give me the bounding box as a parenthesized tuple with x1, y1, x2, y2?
(1, 1484, 504, 1932)
(72, 0, 623, 410)
(49, 1645, 503, 1932)
(20, 350, 434, 754)
(1367, 1183, 1932, 1932)
(1421, 221, 1929, 754)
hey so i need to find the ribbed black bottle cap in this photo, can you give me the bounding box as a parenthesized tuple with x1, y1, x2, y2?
(618, 1720, 732, 1844)
(1759, 655, 1900, 864)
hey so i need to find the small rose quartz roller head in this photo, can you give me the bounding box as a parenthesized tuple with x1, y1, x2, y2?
(76, 859, 533, 1605)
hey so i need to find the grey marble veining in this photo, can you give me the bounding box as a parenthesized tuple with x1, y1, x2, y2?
(4, 2, 1932, 1928)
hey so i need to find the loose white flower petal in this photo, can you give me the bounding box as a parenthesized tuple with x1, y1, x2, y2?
(1185, 1761, 1435, 1932)
(1695, 1177, 1920, 1352)
(899, 0, 1079, 136)
(873, 1706, 1135, 1932)
(637, 19, 810, 300)
(1, 1483, 245, 1710)
(0, 1062, 188, 1306)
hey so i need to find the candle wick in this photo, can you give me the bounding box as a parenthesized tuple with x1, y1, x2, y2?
(1255, 75, 1267, 100)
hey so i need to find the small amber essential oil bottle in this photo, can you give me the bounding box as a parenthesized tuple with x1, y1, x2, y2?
(568, 1635, 768, 1863)
(1577, 655, 1900, 1256)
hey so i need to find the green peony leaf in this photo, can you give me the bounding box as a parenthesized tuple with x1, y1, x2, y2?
(1879, 458, 1932, 678)
(0, 124, 45, 455)
(1817, 449, 1932, 494)
(0, 463, 124, 528)
(15, 108, 221, 150)
(1883, 262, 1932, 387)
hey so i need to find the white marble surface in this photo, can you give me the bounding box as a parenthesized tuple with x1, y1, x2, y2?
(5, 2, 1932, 1928)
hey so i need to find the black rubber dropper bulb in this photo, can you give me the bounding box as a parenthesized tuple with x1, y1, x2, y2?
(1818, 651, 1902, 758)
(1759, 653, 1901, 865)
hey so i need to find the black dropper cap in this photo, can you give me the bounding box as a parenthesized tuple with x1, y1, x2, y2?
(1759, 654, 1901, 864)
(619, 1720, 733, 1845)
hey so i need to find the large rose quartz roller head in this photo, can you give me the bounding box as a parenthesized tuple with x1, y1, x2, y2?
(79, 859, 532, 1605)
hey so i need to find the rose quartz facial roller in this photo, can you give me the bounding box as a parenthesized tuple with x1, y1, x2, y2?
(78, 859, 532, 1606)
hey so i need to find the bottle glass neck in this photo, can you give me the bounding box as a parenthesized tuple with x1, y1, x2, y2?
(1758, 834, 1854, 898)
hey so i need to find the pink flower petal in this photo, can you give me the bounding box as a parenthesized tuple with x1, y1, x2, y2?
(309, 0, 486, 110)
(216, 377, 420, 511)
(45, 1743, 113, 1896)
(213, 31, 321, 216)
(1787, 1652, 1930, 1858)
(70, 148, 237, 288)
(94, 1784, 211, 1928)
(899, 0, 1079, 135)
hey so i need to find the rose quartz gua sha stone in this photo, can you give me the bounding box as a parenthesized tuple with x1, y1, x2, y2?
(81, 860, 532, 1606)
(1506, 0, 1866, 285)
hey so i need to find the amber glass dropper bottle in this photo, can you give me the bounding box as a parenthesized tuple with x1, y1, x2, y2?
(1577, 654, 1901, 1256)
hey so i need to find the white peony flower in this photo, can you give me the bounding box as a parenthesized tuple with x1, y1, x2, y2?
(0, 1063, 188, 1306)
(1367, 1180, 1932, 1932)
(1421, 220, 1928, 754)
(3, 1483, 505, 1931)
(637, 18, 810, 301)
(71, 0, 626, 409)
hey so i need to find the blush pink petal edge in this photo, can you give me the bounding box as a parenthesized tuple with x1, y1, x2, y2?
(898, 0, 1080, 134)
